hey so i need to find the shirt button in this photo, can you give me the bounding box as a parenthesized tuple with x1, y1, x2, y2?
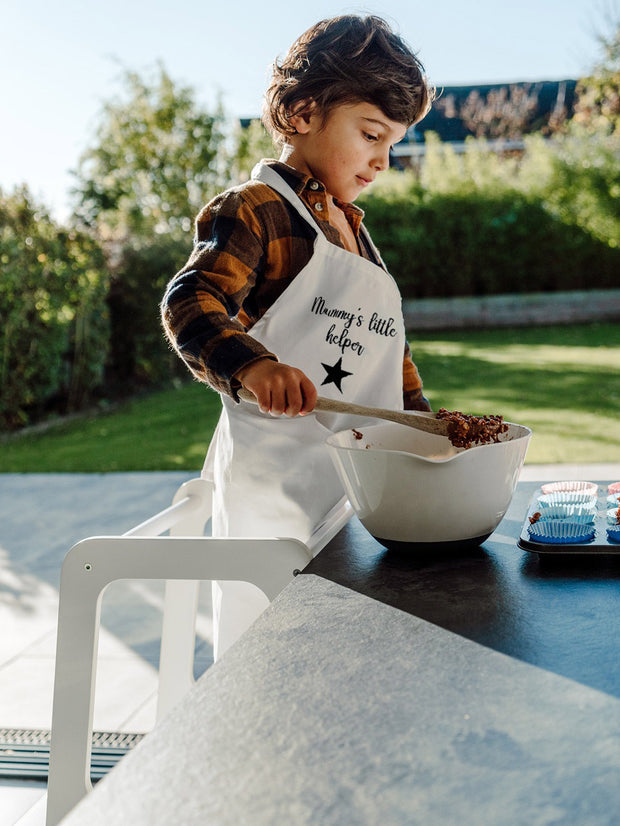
(314, 202, 324, 212)
(309, 180, 320, 190)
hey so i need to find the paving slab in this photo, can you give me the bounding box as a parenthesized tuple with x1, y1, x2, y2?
(0, 472, 213, 736)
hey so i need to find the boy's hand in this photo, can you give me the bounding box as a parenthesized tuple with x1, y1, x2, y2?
(234, 358, 317, 417)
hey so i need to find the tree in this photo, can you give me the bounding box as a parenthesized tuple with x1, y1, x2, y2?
(73, 64, 227, 239)
(228, 118, 278, 183)
(432, 82, 573, 141)
(459, 84, 542, 140)
(72, 65, 228, 390)
(573, 18, 620, 134)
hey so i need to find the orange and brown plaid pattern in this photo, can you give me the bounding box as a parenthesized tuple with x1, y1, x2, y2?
(161, 161, 429, 410)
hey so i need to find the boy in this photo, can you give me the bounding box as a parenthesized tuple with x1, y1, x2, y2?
(161, 15, 434, 658)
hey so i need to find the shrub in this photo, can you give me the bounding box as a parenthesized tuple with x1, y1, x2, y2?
(0, 187, 109, 429)
(105, 235, 189, 392)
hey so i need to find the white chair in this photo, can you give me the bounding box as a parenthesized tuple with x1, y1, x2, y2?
(46, 476, 351, 826)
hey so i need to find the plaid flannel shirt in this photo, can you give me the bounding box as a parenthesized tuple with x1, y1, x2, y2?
(161, 160, 430, 410)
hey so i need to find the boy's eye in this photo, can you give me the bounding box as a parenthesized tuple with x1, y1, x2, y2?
(363, 132, 379, 142)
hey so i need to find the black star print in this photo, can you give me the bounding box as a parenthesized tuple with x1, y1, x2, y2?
(320, 357, 353, 393)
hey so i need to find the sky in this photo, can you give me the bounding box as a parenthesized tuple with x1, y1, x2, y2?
(2, 0, 613, 221)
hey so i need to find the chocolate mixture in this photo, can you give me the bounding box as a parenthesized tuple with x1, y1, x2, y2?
(436, 408, 509, 449)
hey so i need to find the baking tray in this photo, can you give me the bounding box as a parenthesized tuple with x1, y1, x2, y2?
(518, 486, 620, 555)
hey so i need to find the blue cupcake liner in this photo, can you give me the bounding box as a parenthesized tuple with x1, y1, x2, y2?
(536, 505, 596, 523)
(537, 492, 597, 509)
(537, 508, 596, 525)
(527, 519, 595, 544)
(607, 494, 620, 508)
(606, 527, 620, 543)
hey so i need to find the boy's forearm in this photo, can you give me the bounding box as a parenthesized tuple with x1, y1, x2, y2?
(161, 270, 276, 399)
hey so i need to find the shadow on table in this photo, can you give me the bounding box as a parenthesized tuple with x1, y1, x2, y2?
(306, 517, 620, 698)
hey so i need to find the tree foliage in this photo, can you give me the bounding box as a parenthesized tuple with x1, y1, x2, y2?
(459, 85, 549, 139)
(228, 118, 278, 182)
(573, 19, 620, 134)
(73, 64, 227, 239)
(71, 65, 228, 391)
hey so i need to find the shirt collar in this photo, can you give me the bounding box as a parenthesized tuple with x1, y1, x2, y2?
(262, 159, 365, 233)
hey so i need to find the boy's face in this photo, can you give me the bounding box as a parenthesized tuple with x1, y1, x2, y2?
(285, 101, 408, 203)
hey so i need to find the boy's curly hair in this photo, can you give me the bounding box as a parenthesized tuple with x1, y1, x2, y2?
(263, 15, 434, 145)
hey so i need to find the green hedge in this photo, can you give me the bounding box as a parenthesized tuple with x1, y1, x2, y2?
(104, 236, 191, 393)
(360, 130, 620, 298)
(362, 188, 619, 298)
(0, 187, 109, 429)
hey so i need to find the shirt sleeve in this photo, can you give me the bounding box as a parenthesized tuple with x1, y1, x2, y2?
(161, 188, 277, 399)
(402, 340, 431, 411)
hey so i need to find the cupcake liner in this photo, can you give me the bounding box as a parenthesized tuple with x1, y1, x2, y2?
(527, 520, 595, 544)
(536, 504, 596, 523)
(537, 491, 597, 509)
(541, 480, 598, 496)
(606, 508, 620, 526)
(606, 527, 620, 543)
(608, 482, 620, 496)
(606, 493, 620, 508)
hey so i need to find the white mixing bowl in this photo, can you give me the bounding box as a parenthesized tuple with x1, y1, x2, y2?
(326, 420, 531, 550)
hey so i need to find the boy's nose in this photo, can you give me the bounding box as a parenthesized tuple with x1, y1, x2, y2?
(373, 148, 390, 171)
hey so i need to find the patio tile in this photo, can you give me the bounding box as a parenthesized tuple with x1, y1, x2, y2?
(0, 559, 58, 668)
(0, 659, 55, 730)
(0, 780, 46, 826)
(119, 692, 158, 732)
(0, 628, 160, 733)
(14, 793, 47, 826)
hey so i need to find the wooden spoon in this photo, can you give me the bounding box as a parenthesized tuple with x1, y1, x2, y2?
(237, 388, 450, 438)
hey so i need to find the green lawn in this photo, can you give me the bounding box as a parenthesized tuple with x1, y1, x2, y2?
(0, 382, 222, 472)
(1, 323, 619, 471)
(412, 323, 620, 465)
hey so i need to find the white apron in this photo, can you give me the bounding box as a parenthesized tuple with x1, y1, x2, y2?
(204, 162, 407, 658)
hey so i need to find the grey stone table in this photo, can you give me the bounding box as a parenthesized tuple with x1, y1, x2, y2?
(61, 482, 620, 826)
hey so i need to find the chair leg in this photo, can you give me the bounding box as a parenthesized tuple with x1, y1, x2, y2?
(157, 479, 212, 722)
(156, 580, 201, 721)
(46, 542, 106, 826)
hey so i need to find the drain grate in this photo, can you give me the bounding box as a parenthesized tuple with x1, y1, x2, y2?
(0, 728, 144, 780)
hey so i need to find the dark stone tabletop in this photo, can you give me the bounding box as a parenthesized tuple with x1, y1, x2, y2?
(305, 480, 620, 697)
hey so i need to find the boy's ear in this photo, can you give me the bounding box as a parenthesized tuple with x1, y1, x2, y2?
(287, 99, 317, 134)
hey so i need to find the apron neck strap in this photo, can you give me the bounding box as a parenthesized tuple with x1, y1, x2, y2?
(251, 162, 324, 234)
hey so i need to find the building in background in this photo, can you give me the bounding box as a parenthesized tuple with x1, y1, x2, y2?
(392, 79, 577, 167)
